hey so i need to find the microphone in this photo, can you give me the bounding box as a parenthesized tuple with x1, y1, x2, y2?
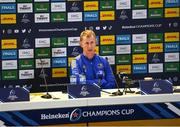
(95, 69, 112, 95)
(97, 70, 104, 87)
(39, 59, 52, 99)
(105, 57, 123, 96)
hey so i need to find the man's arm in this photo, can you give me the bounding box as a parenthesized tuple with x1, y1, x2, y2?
(86, 61, 115, 89)
(101, 61, 116, 89)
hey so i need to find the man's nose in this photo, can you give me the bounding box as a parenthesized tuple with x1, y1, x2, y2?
(87, 43, 92, 48)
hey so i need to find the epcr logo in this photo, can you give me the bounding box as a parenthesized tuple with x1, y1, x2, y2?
(0, 120, 6, 127)
(70, 108, 82, 122)
(81, 85, 87, 91)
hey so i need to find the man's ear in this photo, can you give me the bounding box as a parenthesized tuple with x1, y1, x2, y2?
(80, 41, 83, 47)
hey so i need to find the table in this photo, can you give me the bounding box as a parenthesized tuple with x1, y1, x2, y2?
(0, 89, 180, 126)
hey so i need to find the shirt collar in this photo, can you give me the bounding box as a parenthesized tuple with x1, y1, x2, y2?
(82, 53, 96, 61)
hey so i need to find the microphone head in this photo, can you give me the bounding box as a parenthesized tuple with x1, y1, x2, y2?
(97, 70, 104, 79)
(118, 72, 122, 79)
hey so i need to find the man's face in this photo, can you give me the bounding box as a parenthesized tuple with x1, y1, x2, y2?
(80, 35, 96, 59)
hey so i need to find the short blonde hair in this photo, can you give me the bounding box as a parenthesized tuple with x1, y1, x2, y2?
(80, 30, 96, 42)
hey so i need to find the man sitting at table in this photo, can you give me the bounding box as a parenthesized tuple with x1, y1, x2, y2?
(70, 30, 115, 89)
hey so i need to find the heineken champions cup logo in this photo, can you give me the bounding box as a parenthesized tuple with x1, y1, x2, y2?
(8, 89, 18, 101)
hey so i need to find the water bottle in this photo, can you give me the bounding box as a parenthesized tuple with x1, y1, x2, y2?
(70, 59, 79, 85)
(71, 59, 78, 75)
(79, 74, 86, 85)
(70, 75, 77, 85)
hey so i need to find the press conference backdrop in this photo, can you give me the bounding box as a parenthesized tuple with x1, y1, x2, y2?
(0, 0, 179, 92)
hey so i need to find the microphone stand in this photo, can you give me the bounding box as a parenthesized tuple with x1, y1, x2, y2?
(111, 72, 123, 96)
(93, 83, 112, 95)
(122, 77, 135, 94)
(105, 57, 123, 96)
(40, 59, 52, 99)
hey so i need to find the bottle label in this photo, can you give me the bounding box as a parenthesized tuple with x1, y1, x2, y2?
(79, 74, 86, 85)
(71, 59, 79, 75)
(71, 59, 76, 69)
(70, 75, 77, 85)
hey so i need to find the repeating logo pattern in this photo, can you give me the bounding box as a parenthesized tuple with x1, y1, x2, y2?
(0, 0, 179, 89)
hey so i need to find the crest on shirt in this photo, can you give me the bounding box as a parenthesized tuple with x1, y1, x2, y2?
(97, 63, 103, 69)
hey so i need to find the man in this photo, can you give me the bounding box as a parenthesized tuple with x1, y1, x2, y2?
(71, 30, 115, 89)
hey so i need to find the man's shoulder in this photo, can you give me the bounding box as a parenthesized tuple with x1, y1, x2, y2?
(95, 55, 107, 63)
(95, 55, 105, 60)
(75, 54, 82, 61)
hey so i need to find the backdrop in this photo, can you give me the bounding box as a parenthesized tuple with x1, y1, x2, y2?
(0, 0, 179, 92)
